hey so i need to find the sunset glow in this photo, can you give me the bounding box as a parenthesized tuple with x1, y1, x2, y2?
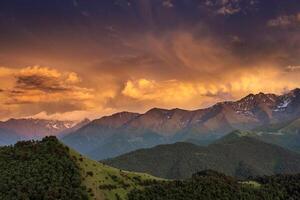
(1, 0, 300, 121)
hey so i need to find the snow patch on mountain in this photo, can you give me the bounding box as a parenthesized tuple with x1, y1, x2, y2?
(274, 98, 292, 112)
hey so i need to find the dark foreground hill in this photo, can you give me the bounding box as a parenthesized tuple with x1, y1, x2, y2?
(128, 170, 300, 200)
(1, 136, 300, 200)
(0, 136, 89, 200)
(0, 137, 159, 200)
(104, 131, 300, 179)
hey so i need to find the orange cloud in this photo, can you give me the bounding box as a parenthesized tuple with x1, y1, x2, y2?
(121, 66, 300, 110)
(1, 31, 300, 121)
(4, 66, 93, 105)
(0, 65, 120, 120)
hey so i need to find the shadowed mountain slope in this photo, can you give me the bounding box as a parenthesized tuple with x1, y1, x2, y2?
(104, 131, 300, 179)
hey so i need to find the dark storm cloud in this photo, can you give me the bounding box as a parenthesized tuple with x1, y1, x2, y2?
(15, 75, 69, 93)
(1, 66, 94, 109)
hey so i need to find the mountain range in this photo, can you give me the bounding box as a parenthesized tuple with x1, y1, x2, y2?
(104, 130, 300, 179)
(1, 88, 300, 159)
(62, 88, 300, 159)
(0, 118, 90, 145)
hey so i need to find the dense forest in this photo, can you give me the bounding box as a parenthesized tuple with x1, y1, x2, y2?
(0, 136, 89, 200)
(128, 170, 300, 200)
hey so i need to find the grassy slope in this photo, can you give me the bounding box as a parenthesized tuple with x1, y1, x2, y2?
(69, 148, 160, 200)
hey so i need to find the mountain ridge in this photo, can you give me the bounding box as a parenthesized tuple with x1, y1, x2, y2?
(62, 88, 300, 159)
(77, 88, 300, 135)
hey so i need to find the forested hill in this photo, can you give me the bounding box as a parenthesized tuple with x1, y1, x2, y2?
(104, 131, 300, 179)
(0, 136, 89, 200)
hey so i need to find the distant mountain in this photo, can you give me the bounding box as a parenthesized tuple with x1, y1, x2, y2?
(0, 118, 76, 138)
(0, 118, 89, 146)
(104, 130, 300, 179)
(62, 88, 300, 159)
(0, 128, 21, 146)
(58, 118, 91, 137)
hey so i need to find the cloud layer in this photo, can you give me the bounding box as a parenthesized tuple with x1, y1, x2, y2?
(0, 0, 300, 121)
(1, 33, 300, 121)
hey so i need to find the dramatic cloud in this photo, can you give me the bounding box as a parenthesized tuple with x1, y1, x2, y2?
(119, 66, 300, 110)
(2, 28, 300, 121)
(0, 66, 100, 120)
(0, 0, 300, 121)
(5, 66, 93, 105)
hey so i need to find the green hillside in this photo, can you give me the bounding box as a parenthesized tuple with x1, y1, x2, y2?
(69, 146, 160, 200)
(104, 131, 300, 179)
(0, 136, 160, 200)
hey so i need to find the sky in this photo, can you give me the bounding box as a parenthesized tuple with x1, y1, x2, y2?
(0, 0, 300, 121)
